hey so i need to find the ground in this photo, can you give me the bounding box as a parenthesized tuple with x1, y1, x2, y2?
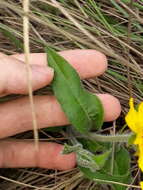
(0, 0, 143, 189)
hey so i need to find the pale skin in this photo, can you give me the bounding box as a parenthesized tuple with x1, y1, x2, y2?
(0, 50, 121, 170)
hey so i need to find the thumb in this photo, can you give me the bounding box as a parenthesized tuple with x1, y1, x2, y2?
(0, 54, 54, 95)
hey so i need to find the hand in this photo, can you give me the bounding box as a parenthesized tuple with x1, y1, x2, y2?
(0, 50, 121, 170)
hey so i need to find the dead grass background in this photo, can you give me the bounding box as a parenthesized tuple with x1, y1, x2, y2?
(0, 0, 143, 189)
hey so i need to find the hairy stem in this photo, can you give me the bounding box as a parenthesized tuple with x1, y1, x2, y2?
(87, 132, 133, 143)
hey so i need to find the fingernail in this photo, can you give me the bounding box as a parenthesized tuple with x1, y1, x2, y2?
(30, 65, 54, 86)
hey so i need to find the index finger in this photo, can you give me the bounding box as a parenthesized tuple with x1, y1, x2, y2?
(12, 49, 107, 79)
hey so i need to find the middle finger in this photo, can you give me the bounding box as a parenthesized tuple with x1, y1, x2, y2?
(0, 94, 121, 138)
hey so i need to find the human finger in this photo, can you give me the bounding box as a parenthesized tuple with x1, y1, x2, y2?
(12, 49, 108, 79)
(0, 55, 53, 95)
(0, 94, 121, 138)
(0, 140, 76, 170)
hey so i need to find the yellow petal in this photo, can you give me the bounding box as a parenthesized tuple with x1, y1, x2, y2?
(138, 102, 143, 130)
(138, 157, 143, 171)
(134, 134, 142, 145)
(138, 145, 143, 171)
(129, 98, 134, 109)
(138, 102, 143, 113)
(140, 181, 143, 190)
(125, 98, 139, 133)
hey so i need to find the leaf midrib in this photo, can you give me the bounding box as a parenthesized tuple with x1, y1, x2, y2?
(49, 54, 92, 125)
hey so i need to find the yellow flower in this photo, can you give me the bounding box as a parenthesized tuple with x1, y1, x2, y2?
(140, 181, 143, 190)
(125, 98, 143, 134)
(125, 98, 143, 171)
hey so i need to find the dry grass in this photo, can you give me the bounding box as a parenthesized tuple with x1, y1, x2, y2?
(0, 0, 143, 189)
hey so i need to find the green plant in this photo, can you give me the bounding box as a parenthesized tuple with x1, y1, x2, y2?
(46, 47, 142, 190)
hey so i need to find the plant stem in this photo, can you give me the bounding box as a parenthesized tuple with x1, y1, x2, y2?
(23, 0, 39, 150)
(87, 132, 133, 143)
(110, 121, 116, 175)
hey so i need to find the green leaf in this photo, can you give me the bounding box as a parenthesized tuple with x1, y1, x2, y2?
(62, 142, 110, 172)
(79, 139, 104, 152)
(62, 143, 82, 154)
(80, 167, 130, 190)
(80, 147, 131, 190)
(111, 147, 131, 190)
(46, 47, 104, 134)
(93, 150, 111, 169)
